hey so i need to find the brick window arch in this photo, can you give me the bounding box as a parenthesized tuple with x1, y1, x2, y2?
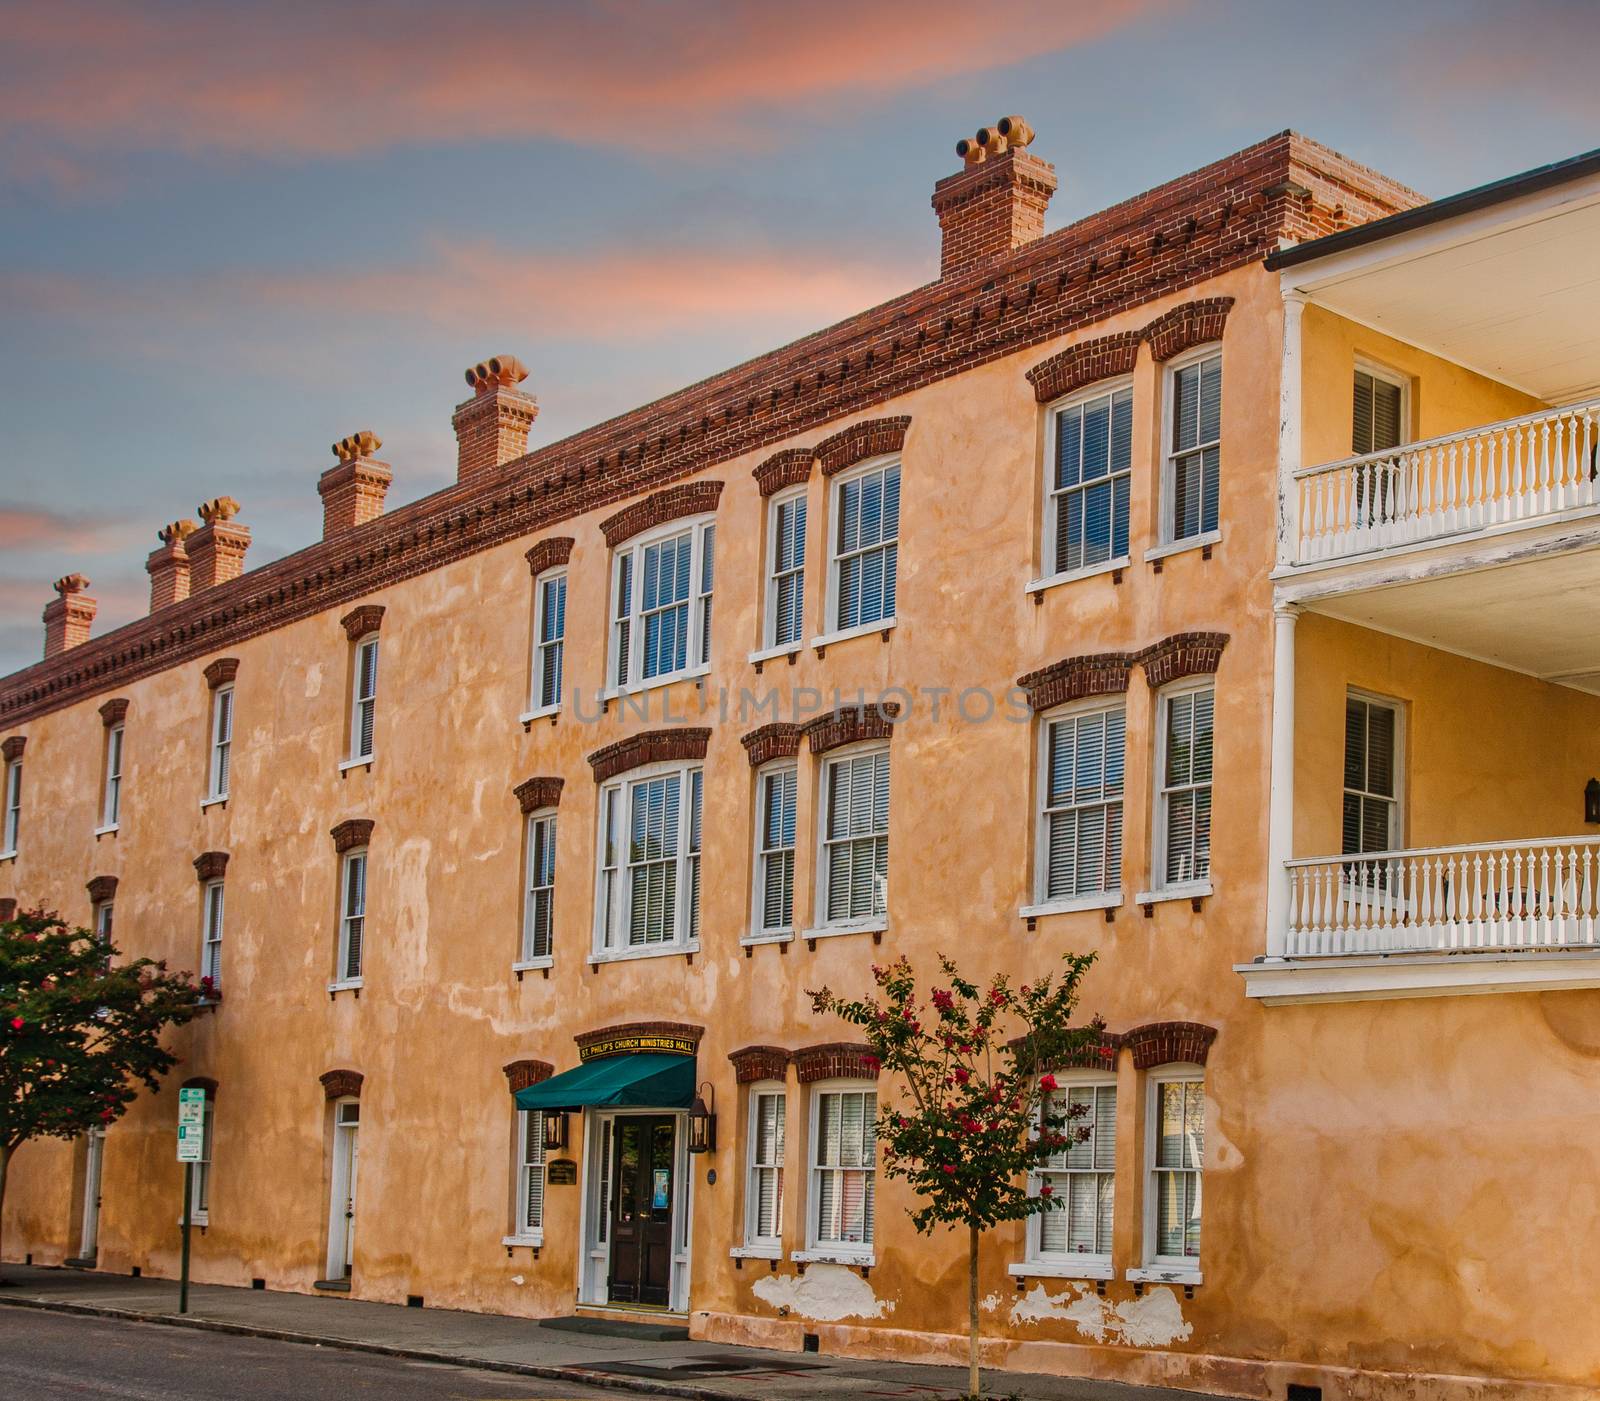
(1123, 1021, 1217, 1068)
(1026, 331, 1142, 404)
(586, 728, 711, 784)
(730, 1045, 791, 1083)
(753, 448, 816, 497)
(319, 1068, 364, 1100)
(816, 417, 911, 476)
(502, 1059, 555, 1094)
(793, 1042, 881, 1083)
(1141, 297, 1235, 362)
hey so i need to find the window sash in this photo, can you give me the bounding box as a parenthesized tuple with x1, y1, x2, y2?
(339, 851, 367, 981)
(1032, 1082, 1116, 1261)
(1166, 354, 1222, 541)
(1150, 1078, 1204, 1263)
(201, 880, 224, 985)
(1158, 688, 1214, 887)
(822, 750, 889, 923)
(596, 767, 703, 952)
(756, 767, 797, 934)
(1343, 695, 1399, 856)
(1353, 368, 1405, 456)
(4, 761, 20, 850)
(1040, 707, 1125, 900)
(747, 1089, 786, 1246)
(518, 1108, 546, 1235)
(190, 1099, 214, 1217)
(832, 465, 900, 630)
(95, 900, 114, 941)
(523, 813, 557, 961)
(1049, 387, 1133, 575)
(767, 495, 807, 648)
(351, 638, 378, 760)
(610, 522, 714, 690)
(533, 573, 567, 710)
(209, 688, 233, 798)
(812, 1089, 876, 1247)
(103, 725, 124, 826)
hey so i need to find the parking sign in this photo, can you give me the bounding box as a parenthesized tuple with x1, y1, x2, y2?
(177, 1087, 205, 1163)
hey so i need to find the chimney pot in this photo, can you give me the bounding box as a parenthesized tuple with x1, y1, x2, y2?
(932, 120, 1057, 278)
(453, 354, 537, 484)
(187, 502, 251, 594)
(320, 431, 393, 538)
(43, 573, 97, 657)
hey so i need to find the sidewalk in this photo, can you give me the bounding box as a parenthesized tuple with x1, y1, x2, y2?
(0, 1263, 1219, 1401)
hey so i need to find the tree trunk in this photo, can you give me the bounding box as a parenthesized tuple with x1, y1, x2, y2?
(968, 1222, 981, 1397)
(0, 1142, 11, 1282)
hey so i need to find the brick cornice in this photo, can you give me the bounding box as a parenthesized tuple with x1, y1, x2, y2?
(793, 1042, 881, 1084)
(1124, 1021, 1217, 1069)
(1017, 653, 1134, 713)
(502, 1059, 555, 1094)
(753, 448, 815, 497)
(319, 1068, 364, 1100)
(1, 736, 24, 763)
(99, 697, 129, 727)
(339, 604, 386, 641)
(193, 850, 229, 881)
(202, 657, 238, 690)
(740, 722, 803, 767)
(599, 481, 723, 548)
(330, 818, 374, 854)
(86, 874, 119, 904)
(802, 704, 900, 755)
(524, 537, 575, 577)
(0, 135, 1420, 731)
(729, 1046, 791, 1084)
(1142, 297, 1236, 362)
(587, 727, 711, 784)
(574, 1021, 705, 1055)
(1025, 331, 1142, 404)
(1137, 632, 1229, 687)
(513, 775, 564, 814)
(816, 417, 911, 476)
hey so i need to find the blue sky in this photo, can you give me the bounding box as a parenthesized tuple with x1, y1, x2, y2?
(0, 0, 1594, 675)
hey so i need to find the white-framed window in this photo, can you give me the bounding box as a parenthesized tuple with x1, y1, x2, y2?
(753, 765, 797, 937)
(1037, 703, 1125, 903)
(94, 898, 114, 944)
(349, 635, 379, 762)
(522, 811, 557, 962)
(531, 571, 567, 711)
(765, 491, 807, 649)
(101, 724, 124, 829)
(337, 849, 367, 983)
(1028, 1076, 1116, 1268)
(1344, 691, 1402, 857)
(201, 879, 224, 988)
(1154, 684, 1214, 890)
(829, 460, 899, 632)
(2, 756, 20, 853)
(1163, 347, 1221, 543)
(818, 746, 889, 927)
(207, 686, 233, 800)
(1145, 1071, 1204, 1268)
(515, 1107, 546, 1239)
(1352, 361, 1407, 457)
(745, 1083, 786, 1250)
(594, 764, 703, 955)
(809, 1083, 876, 1252)
(189, 1092, 215, 1223)
(608, 518, 716, 691)
(1046, 381, 1133, 577)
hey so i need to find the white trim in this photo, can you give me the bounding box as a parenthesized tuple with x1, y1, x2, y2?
(1237, 949, 1600, 1004)
(601, 662, 712, 703)
(824, 455, 900, 636)
(791, 1248, 876, 1267)
(336, 848, 368, 984)
(206, 685, 233, 802)
(2, 758, 19, 855)
(337, 757, 374, 774)
(743, 1081, 787, 1253)
(199, 796, 227, 812)
(1352, 356, 1413, 454)
(1020, 892, 1123, 919)
(798, 919, 887, 942)
(1126, 1265, 1203, 1286)
(502, 1232, 545, 1248)
(1042, 376, 1135, 583)
(327, 977, 365, 993)
(101, 723, 124, 830)
(530, 566, 568, 714)
(606, 515, 716, 693)
(1159, 343, 1224, 547)
(1009, 1259, 1115, 1282)
(1149, 680, 1215, 898)
(729, 1244, 783, 1261)
(512, 955, 555, 974)
(814, 743, 890, 933)
(93, 824, 120, 838)
(764, 487, 808, 651)
(1033, 697, 1127, 909)
(348, 634, 379, 764)
(592, 760, 703, 958)
(521, 808, 558, 964)
(805, 1079, 878, 1255)
(1343, 687, 1406, 856)
(810, 618, 897, 651)
(751, 762, 798, 941)
(1024, 1069, 1117, 1275)
(1025, 557, 1131, 595)
(1142, 530, 1222, 564)
(748, 642, 804, 666)
(1141, 1069, 1205, 1275)
(1134, 880, 1214, 906)
(519, 702, 562, 725)
(740, 930, 796, 948)
(587, 940, 702, 967)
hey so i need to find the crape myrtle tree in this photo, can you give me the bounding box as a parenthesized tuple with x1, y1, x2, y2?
(0, 909, 202, 1277)
(810, 952, 1102, 1400)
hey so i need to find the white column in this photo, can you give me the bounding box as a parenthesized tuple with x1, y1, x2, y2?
(1277, 290, 1309, 567)
(1264, 602, 1299, 958)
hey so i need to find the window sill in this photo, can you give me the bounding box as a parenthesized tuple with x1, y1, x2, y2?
(177, 1214, 210, 1230)
(200, 796, 228, 811)
(1134, 880, 1213, 907)
(588, 941, 700, 967)
(502, 1233, 544, 1249)
(1142, 530, 1221, 565)
(512, 956, 554, 974)
(748, 642, 803, 667)
(603, 664, 712, 703)
(1025, 557, 1131, 595)
(0, 850, 15, 863)
(740, 930, 794, 948)
(730, 1244, 783, 1261)
(1020, 892, 1122, 919)
(339, 757, 374, 774)
(1009, 1259, 1114, 1282)
(94, 823, 119, 838)
(327, 978, 364, 996)
(519, 703, 561, 726)
(810, 619, 896, 652)
(1127, 1265, 1202, 1286)
(792, 1248, 875, 1268)
(799, 919, 887, 943)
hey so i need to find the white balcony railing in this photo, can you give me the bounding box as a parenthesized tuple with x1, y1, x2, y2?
(1294, 399, 1600, 565)
(1284, 836, 1600, 958)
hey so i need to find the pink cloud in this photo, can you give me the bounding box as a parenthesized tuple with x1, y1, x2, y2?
(0, 505, 137, 554)
(0, 0, 1170, 172)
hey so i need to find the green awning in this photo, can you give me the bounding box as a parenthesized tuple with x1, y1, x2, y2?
(514, 1054, 696, 1112)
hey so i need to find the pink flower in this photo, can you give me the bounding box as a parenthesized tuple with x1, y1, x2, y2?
(953, 1067, 970, 1084)
(1097, 1045, 1115, 1059)
(931, 989, 954, 1012)
(1040, 1183, 1054, 1197)
(988, 988, 1006, 1006)
(8, 1017, 21, 1031)
(1039, 1073, 1058, 1092)
(941, 1164, 956, 1175)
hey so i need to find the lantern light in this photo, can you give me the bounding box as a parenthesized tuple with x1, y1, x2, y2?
(542, 1110, 569, 1153)
(687, 1083, 716, 1155)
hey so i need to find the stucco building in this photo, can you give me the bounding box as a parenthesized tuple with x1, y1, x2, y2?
(3, 122, 1599, 1400)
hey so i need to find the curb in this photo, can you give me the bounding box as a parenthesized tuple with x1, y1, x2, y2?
(0, 1292, 746, 1401)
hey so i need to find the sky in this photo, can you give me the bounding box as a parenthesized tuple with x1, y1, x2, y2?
(0, 0, 1595, 677)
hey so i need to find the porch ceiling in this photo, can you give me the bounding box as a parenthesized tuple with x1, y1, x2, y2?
(1283, 169, 1600, 404)
(1309, 544, 1600, 695)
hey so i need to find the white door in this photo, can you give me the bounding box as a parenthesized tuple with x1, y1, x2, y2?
(327, 1103, 359, 1279)
(79, 1129, 104, 1259)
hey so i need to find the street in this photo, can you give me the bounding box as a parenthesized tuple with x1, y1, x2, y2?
(0, 1309, 643, 1400)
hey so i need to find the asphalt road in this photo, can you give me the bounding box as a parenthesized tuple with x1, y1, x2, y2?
(0, 1309, 637, 1400)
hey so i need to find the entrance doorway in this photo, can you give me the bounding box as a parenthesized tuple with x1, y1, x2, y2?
(326, 1101, 359, 1280)
(78, 1128, 104, 1260)
(606, 1115, 676, 1306)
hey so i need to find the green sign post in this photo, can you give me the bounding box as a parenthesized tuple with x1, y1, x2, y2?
(176, 1087, 205, 1314)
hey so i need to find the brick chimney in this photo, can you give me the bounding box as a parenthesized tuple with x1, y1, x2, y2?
(319, 431, 393, 539)
(147, 519, 196, 612)
(187, 497, 251, 594)
(43, 573, 96, 657)
(452, 355, 537, 484)
(932, 116, 1057, 278)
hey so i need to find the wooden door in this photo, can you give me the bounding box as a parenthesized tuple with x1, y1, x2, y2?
(606, 1116, 675, 1306)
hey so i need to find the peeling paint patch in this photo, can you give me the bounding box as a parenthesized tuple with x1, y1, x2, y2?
(751, 1264, 893, 1321)
(303, 662, 324, 698)
(981, 1291, 1005, 1314)
(1010, 1283, 1192, 1347)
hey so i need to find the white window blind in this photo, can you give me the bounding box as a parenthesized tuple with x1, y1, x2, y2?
(1033, 1083, 1115, 1261)
(1159, 688, 1214, 887)
(102, 724, 124, 827)
(812, 1088, 876, 1248)
(522, 813, 556, 961)
(756, 767, 796, 934)
(518, 1108, 546, 1235)
(833, 464, 899, 630)
(1050, 386, 1132, 574)
(1041, 707, 1125, 900)
(595, 767, 703, 953)
(208, 687, 233, 799)
(201, 880, 224, 986)
(1167, 353, 1221, 541)
(747, 1088, 786, 1247)
(339, 850, 367, 981)
(1353, 369, 1404, 456)
(823, 749, 889, 923)
(3, 759, 20, 851)
(533, 573, 566, 710)
(1151, 1078, 1204, 1263)
(351, 637, 379, 761)
(768, 495, 806, 647)
(1344, 695, 1399, 856)
(610, 521, 715, 690)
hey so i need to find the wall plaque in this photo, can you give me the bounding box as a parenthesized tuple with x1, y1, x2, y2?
(547, 1158, 578, 1186)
